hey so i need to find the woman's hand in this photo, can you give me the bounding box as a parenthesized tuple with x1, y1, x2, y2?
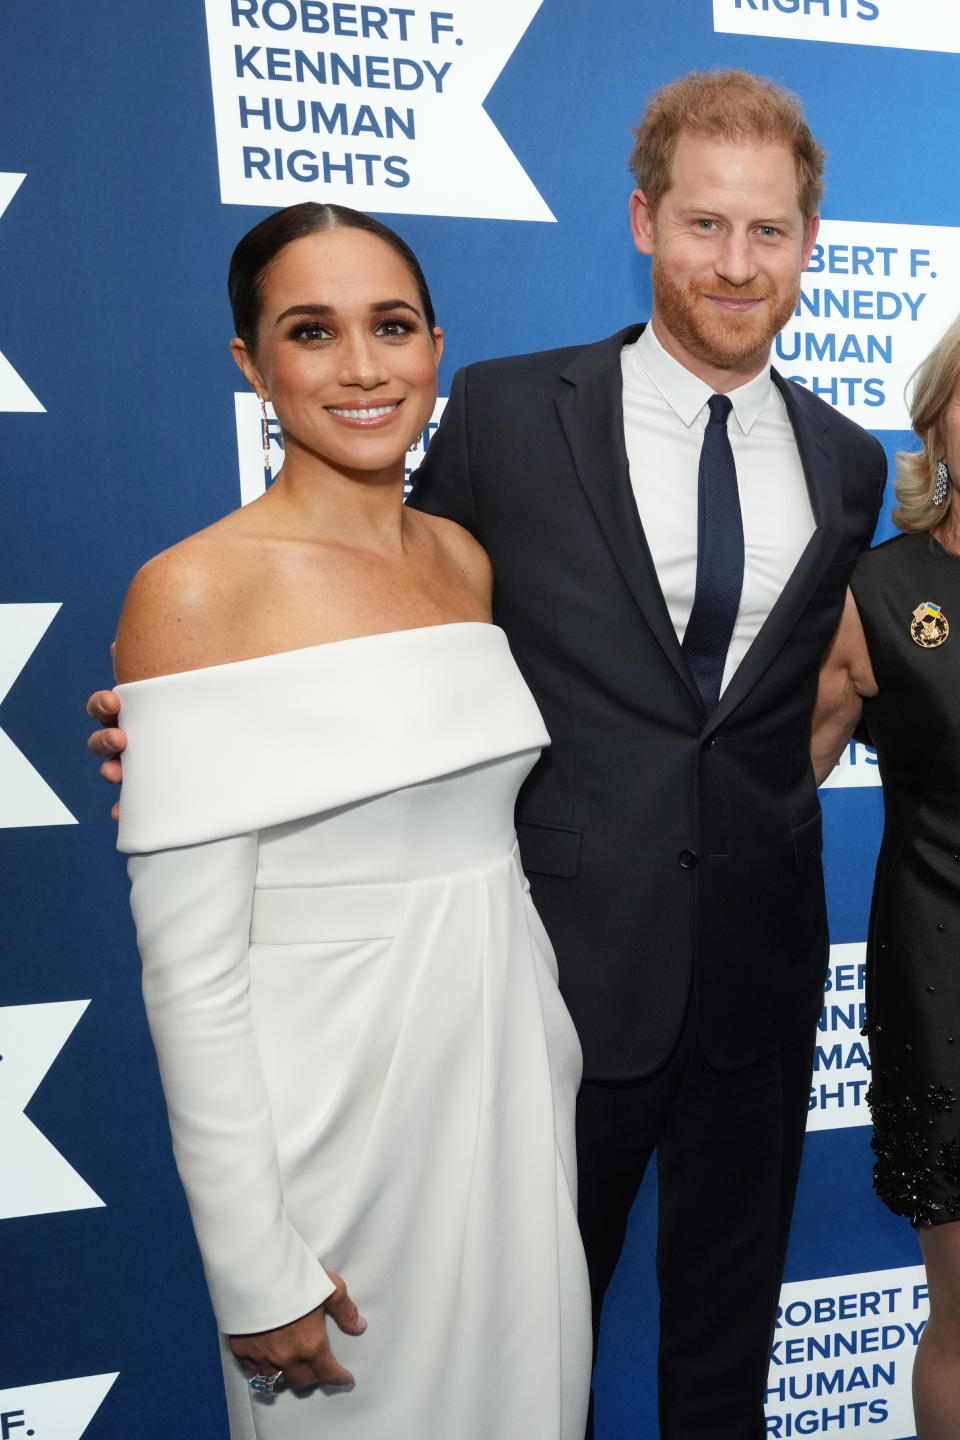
(229, 1273, 367, 1390)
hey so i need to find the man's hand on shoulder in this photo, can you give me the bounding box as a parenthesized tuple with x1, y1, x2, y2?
(87, 682, 126, 820)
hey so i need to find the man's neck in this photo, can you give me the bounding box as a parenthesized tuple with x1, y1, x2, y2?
(649, 314, 770, 395)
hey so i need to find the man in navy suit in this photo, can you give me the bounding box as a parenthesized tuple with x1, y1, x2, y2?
(90, 68, 885, 1439)
(407, 69, 885, 1438)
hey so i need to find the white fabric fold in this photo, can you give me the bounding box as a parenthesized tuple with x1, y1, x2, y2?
(117, 623, 549, 853)
(117, 621, 590, 1435)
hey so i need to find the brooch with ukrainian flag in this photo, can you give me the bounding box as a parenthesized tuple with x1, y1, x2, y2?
(911, 601, 949, 648)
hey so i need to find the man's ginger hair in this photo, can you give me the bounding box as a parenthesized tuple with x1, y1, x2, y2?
(629, 68, 826, 222)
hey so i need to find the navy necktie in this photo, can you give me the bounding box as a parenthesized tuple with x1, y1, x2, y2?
(681, 393, 744, 712)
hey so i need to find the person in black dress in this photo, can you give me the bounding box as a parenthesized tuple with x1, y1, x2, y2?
(813, 316, 960, 1438)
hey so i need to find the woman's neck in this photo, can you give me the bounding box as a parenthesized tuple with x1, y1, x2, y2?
(262, 452, 410, 550)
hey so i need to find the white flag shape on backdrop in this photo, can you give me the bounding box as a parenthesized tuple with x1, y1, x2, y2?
(205, 0, 554, 219)
(715, 0, 960, 53)
(0, 1002, 104, 1220)
(0, 604, 76, 829)
(0, 175, 45, 413)
(0, 1374, 118, 1440)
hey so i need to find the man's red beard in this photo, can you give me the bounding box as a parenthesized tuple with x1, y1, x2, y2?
(652, 254, 800, 374)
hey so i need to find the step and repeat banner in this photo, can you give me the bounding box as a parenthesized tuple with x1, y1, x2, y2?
(1, 3, 956, 1436)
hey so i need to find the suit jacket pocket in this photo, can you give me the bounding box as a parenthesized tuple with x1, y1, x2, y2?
(790, 811, 823, 872)
(516, 820, 582, 878)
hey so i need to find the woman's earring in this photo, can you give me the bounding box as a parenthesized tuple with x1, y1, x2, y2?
(933, 458, 950, 507)
(410, 432, 423, 452)
(260, 396, 272, 484)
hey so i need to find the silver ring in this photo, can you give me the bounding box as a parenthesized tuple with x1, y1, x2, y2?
(249, 1368, 284, 1394)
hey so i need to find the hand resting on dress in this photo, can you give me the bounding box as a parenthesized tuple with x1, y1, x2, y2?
(229, 1272, 367, 1389)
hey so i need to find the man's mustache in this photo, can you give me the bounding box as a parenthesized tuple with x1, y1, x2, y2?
(695, 281, 776, 303)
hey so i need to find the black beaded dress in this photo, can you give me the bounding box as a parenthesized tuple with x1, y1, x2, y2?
(851, 532, 960, 1227)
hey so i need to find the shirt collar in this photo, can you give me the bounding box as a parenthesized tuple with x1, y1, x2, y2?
(630, 322, 775, 435)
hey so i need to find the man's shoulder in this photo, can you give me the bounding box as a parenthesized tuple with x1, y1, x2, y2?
(464, 342, 586, 380)
(774, 370, 884, 457)
(458, 324, 644, 391)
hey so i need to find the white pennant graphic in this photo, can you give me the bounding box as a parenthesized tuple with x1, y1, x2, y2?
(0, 175, 45, 413)
(0, 1002, 104, 1220)
(0, 1374, 118, 1440)
(205, 0, 554, 220)
(0, 604, 76, 829)
(715, 0, 960, 55)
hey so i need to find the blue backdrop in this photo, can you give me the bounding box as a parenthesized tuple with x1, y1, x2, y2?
(1, 3, 955, 1436)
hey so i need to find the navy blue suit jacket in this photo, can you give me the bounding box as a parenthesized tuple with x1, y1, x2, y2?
(410, 325, 886, 1081)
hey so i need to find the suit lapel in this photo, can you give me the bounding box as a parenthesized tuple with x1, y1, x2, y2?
(555, 337, 846, 726)
(555, 326, 704, 707)
(708, 370, 845, 728)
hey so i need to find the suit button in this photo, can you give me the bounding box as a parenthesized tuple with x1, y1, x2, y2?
(678, 849, 699, 870)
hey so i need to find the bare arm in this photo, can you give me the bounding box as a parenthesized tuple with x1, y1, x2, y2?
(87, 538, 253, 804)
(810, 587, 879, 786)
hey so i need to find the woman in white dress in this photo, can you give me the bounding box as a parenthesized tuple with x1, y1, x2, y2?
(111, 203, 591, 1440)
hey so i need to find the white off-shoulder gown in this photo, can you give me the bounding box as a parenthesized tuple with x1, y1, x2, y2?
(117, 622, 591, 1440)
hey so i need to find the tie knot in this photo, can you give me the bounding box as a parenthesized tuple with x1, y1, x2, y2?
(707, 393, 733, 425)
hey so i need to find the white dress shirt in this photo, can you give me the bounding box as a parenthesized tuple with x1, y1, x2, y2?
(620, 324, 815, 696)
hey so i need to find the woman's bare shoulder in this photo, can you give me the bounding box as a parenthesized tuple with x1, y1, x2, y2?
(416, 511, 492, 591)
(114, 518, 261, 683)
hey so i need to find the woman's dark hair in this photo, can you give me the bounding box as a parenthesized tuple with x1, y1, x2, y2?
(228, 203, 436, 352)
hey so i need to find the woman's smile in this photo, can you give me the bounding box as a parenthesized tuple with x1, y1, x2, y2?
(325, 400, 403, 427)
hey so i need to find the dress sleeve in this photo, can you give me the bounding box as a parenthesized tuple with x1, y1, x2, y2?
(127, 832, 337, 1335)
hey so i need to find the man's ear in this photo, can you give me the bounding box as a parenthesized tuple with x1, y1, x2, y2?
(630, 189, 656, 257)
(801, 213, 821, 271)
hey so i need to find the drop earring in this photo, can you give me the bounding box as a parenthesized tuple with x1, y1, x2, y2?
(410, 431, 423, 451)
(260, 396, 272, 484)
(933, 459, 950, 507)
